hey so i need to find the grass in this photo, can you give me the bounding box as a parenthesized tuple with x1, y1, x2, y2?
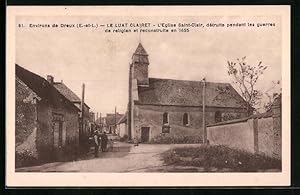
(150, 134, 203, 144)
(161, 145, 281, 172)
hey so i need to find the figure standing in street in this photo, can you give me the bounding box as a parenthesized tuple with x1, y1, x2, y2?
(101, 131, 108, 152)
(93, 131, 100, 157)
(109, 138, 114, 151)
(134, 136, 139, 147)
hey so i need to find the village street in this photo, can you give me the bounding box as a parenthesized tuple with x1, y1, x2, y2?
(16, 143, 203, 172)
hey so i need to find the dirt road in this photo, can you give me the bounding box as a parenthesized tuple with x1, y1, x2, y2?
(16, 142, 200, 172)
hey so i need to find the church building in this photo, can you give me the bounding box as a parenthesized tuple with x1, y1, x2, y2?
(127, 43, 249, 143)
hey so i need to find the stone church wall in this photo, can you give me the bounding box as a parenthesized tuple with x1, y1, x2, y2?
(132, 104, 247, 142)
(133, 63, 149, 86)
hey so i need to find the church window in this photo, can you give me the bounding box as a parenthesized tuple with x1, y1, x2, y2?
(215, 111, 222, 123)
(163, 112, 169, 125)
(183, 113, 189, 126)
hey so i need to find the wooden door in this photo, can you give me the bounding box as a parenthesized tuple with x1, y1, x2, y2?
(141, 127, 150, 143)
(53, 121, 63, 148)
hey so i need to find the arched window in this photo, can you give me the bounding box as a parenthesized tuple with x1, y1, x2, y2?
(215, 111, 222, 123)
(163, 112, 169, 125)
(183, 113, 189, 126)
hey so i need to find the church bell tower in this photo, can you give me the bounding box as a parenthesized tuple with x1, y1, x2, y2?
(127, 42, 149, 140)
(131, 43, 149, 86)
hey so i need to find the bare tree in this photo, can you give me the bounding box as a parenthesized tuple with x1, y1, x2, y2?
(227, 56, 267, 116)
(263, 80, 281, 112)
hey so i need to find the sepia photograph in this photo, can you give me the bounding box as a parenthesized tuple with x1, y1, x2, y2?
(6, 6, 290, 186)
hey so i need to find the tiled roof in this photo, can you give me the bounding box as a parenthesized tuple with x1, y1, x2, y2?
(15, 64, 80, 112)
(136, 78, 248, 108)
(117, 112, 127, 124)
(105, 113, 124, 125)
(54, 82, 90, 109)
(53, 83, 81, 102)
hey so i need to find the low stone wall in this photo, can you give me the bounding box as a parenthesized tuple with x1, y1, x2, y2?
(207, 119, 255, 153)
(207, 114, 281, 160)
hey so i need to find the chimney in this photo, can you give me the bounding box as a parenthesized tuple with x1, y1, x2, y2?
(47, 75, 54, 84)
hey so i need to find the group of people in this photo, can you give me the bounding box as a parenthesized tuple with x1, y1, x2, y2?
(93, 130, 108, 157)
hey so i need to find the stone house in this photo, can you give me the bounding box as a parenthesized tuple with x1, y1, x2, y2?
(15, 64, 80, 166)
(52, 79, 91, 150)
(89, 111, 96, 134)
(127, 43, 249, 143)
(103, 113, 124, 134)
(117, 113, 127, 137)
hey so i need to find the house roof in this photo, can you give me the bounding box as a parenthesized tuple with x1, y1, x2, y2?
(136, 78, 248, 108)
(95, 117, 105, 124)
(53, 82, 81, 102)
(15, 64, 80, 112)
(117, 112, 127, 124)
(105, 113, 124, 125)
(54, 82, 90, 109)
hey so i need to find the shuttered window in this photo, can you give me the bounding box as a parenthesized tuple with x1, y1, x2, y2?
(215, 111, 222, 123)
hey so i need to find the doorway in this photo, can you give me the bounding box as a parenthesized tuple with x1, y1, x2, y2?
(53, 121, 63, 148)
(141, 127, 150, 143)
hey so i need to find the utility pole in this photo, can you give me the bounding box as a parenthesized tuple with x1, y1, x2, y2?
(99, 113, 102, 124)
(96, 112, 99, 124)
(202, 78, 207, 144)
(80, 83, 85, 150)
(115, 106, 117, 134)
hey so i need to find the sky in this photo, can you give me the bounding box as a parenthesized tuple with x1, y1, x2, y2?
(16, 15, 282, 115)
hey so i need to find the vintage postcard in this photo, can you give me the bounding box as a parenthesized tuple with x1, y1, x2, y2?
(6, 5, 290, 186)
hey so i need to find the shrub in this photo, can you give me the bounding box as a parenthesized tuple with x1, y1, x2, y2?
(161, 145, 281, 171)
(120, 134, 129, 142)
(150, 134, 203, 144)
(15, 150, 39, 168)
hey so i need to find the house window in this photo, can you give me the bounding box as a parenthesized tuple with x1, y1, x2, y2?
(163, 112, 169, 125)
(215, 111, 222, 123)
(183, 113, 189, 126)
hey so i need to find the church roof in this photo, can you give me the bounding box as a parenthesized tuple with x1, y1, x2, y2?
(134, 43, 148, 56)
(136, 78, 248, 108)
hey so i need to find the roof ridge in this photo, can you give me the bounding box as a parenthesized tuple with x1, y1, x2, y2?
(53, 81, 81, 101)
(53, 82, 91, 109)
(148, 77, 231, 85)
(16, 64, 47, 82)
